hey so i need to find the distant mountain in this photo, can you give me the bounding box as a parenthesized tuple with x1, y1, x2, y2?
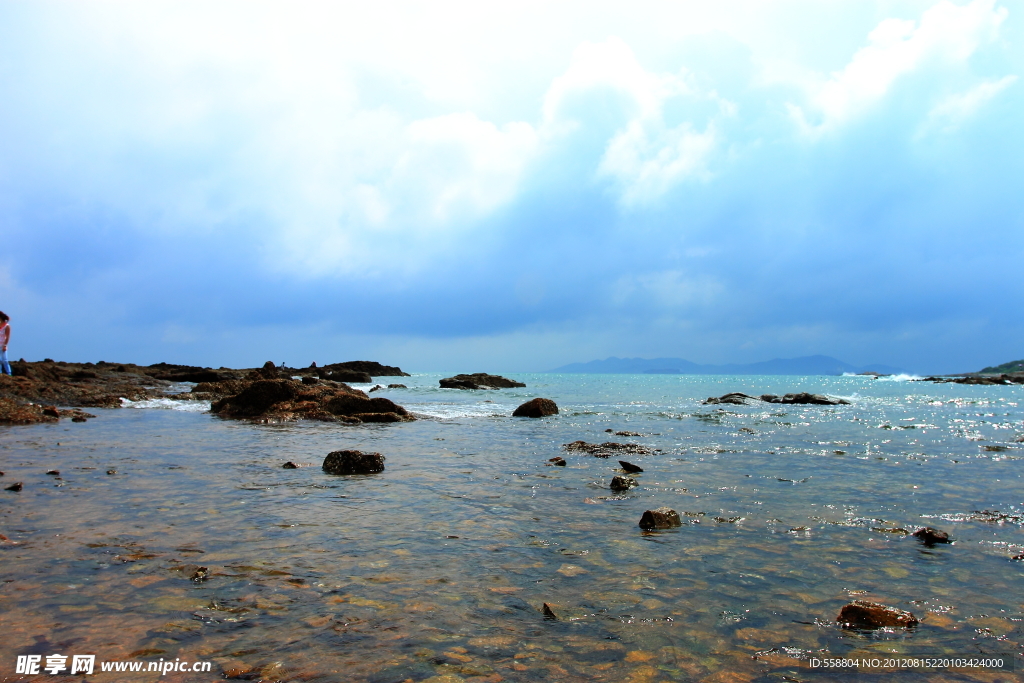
(979, 359, 1024, 374)
(549, 354, 907, 376)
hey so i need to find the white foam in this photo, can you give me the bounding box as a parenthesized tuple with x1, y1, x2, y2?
(876, 373, 923, 382)
(121, 397, 211, 412)
(409, 404, 511, 419)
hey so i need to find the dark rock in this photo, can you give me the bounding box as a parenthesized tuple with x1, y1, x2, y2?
(368, 385, 384, 393)
(912, 527, 951, 545)
(106, 469, 116, 475)
(189, 566, 209, 583)
(351, 412, 405, 423)
(71, 416, 87, 422)
(0, 398, 59, 424)
(282, 462, 299, 469)
(319, 368, 373, 383)
(440, 373, 526, 390)
(512, 398, 558, 418)
(639, 507, 682, 529)
(837, 600, 917, 629)
(778, 392, 850, 405)
(610, 475, 638, 491)
(5, 482, 23, 492)
(388, 384, 407, 389)
(549, 457, 566, 466)
(563, 441, 656, 457)
(619, 460, 644, 473)
(542, 603, 558, 620)
(704, 392, 756, 405)
(211, 379, 298, 418)
(318, 360, 410, 377)
(323, 450, 385, 475)
(615, 431, 642, 437)
(247, 361, 282, 380)
(301, 376, 319, 385)
(46, 470, 59, 476)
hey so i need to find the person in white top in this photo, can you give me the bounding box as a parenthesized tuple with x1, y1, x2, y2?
(0, 311, 10, 375)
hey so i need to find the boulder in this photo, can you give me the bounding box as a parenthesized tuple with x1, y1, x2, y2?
(319, 368, 373, 383)
(639, 507, 682, 530)
(388, 384, 407, 389)
(610, 476, 638, 491)
(211, 379, 298, 418)
(619, 460, 644, 473)
(513, 398, 558, 418)
(322, 450, 385, 475)
(440, 373, 526, 390)
(837, 601, 917, 629)
(912, 527, 951, 545)
(212, 378, 413, 423)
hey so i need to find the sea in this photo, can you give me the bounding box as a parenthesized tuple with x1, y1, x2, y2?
(1, 373, 1023, 682)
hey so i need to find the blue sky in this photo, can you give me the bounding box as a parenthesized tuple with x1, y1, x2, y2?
(1, 1, 1021, 373)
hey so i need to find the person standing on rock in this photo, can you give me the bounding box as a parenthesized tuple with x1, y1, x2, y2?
(0, 311, 10, 375)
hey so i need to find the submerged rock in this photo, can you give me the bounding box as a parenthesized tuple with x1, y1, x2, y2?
(563, 441, 657, 457)
(512, 398, 558, 418)
(704, 392, 757, 405)
(440, 373, 526, 390)
(912, 527, 951, 545)
(837, 600, 917, 629)
(610, 475, 638, 491)
(639, 507, 682, 529)
(322, 450, 385, 475)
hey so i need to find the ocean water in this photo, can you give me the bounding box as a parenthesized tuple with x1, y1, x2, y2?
(1, 373, 1023, 682)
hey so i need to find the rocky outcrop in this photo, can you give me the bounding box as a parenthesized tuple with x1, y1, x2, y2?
(512, 398, 558, 417)
(318, 368, 373, 383)
(440, 373, 526, 390)
(704, 392, 850, 406)
(639, 507, 682, 529)
(0, 398, 95, 425)
(1, 361, 162, 408)
(323, 450, 385, 475)
(318, 361, 410, 377)
(837, 601, 917, 629)
(211, 379, 413, 423)
(563, 441, 657, 457)
(922, 373, 1024, 385)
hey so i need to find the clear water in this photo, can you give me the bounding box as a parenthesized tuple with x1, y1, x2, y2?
(2, 373, 1023, 681)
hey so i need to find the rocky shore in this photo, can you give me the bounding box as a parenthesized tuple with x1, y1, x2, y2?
(0, 359, 413, 425)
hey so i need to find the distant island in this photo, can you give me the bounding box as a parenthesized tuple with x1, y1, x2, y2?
(548, 354, 907, 376)
(980, 359, 1024, 374)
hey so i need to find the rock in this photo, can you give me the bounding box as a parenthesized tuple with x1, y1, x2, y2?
(189, 566, 209, 583)
(5, 482, 23, 492)
(777, 392, 850, 405)
(106, 469, 116, 475)
(704, 392, 756, 405)
(542, 603, 558, 620)
(300, 376, 319, 385)
(368, 385, 384, 393)
(46, 470, 59, 476)
(247, 361, 282, 380)
(639, 507, 682, 529)
(837, 600, 917, 629)
(0, 398, 59, 424)
(512, 398, 558, 418)
(322, 450, 385, 475)
(211, 378, 413, 424)
(282, 462, 299, 469)
(440, 373, 526, 390)
(912, 527, 951, 545)
(387, 384, 407, 389)
(318, 361, 410, 377)
(319, 369, 373, 383)
(619, 460, 644, 473)
(548, 457, 566, 466)
(563, 441, 657, 457)
(610, 476, 638, 491)
(615, 430, 642, 437)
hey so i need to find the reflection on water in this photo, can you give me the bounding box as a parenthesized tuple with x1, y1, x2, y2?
(2, 374, 1023, 681)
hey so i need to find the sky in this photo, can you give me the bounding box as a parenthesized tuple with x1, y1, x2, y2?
(0, 0, 1021, 374)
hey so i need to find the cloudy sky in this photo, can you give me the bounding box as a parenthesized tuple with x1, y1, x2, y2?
(1, 1, 1020, 373)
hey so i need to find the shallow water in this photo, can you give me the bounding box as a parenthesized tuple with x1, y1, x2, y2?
(2, 373, 1024, 682)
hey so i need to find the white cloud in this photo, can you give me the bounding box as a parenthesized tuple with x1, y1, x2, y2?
(918, 74, 1017, 135)
(788, 0, 1008, 135)
(542, 38, 727, 205)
